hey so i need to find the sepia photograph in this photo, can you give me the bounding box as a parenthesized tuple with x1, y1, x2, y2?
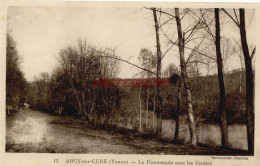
(2, 1, 259, 164)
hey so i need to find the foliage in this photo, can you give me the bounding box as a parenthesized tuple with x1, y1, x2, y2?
(30, 39, 121, 125)
(6, 33, 28, 108)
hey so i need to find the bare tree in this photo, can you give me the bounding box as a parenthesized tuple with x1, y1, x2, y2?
(222, 8, 255, 154)
(239, 9, 255, 154)
(174, 8, 197, 145)
(214, 8, 228, 147)
(198, 8, 231, 147)
(139, 48, 155, 132)
(152, 8, 163, 138)
(155, 8, 208, 145)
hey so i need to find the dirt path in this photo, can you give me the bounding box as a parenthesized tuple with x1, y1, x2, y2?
(6, 109, 248, 155)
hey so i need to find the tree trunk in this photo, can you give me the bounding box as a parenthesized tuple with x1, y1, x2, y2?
(153, 86, 156, 132)
(108, 96, 116, 125)
(214, 8, 228, 147)
(174, 78, 182, 142)
(239, 9, 254, 154)
(70, 80, 83, 117)
(7, 106, 10, 115)
(196, 60, 200, 105)
(206, 65, 209, 105)
(175, 8, 197, 145)
(239, 59, 243, 93)
(82, 91, 87, 118)
(146, 88, 149, 132)
(152, 8, 162, 138)
(139, 85, 142, 132)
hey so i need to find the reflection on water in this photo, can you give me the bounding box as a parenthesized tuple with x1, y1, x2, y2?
(198, 123, 247, 150)
(124, 111, 247, 150)
(162, 118, 247, 150)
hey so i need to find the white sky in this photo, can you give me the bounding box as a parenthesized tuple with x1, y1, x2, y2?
(7, 6, 255, 81)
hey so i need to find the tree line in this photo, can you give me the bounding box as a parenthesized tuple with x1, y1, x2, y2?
(6, 32, 28, 114)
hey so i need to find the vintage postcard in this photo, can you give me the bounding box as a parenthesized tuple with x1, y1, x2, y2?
(0, 1, 259, 166)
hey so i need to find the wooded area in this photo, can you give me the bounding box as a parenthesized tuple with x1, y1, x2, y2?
(6, 8, 255, 154)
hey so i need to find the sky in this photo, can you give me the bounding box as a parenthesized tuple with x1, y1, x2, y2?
(7, 6, 255, 82)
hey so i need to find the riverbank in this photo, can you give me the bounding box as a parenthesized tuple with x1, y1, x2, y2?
(6, 109, 249, 155)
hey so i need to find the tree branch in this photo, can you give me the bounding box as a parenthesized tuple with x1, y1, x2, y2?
(180, 8, 190, 20)
(221, 8, 240, 27)
(162, 45, 174, 59)
(233, 46, 244, 62)
(144, 7, 175, 18)
(99, 54, 157, 76)
(160, 25, 216, 61)
(233, 9, 239, 25)
(199, 9, 215, 42)
(251, 47, 256, 60)
(159, 17, 174, 28)
(185, 36, 206, 64)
